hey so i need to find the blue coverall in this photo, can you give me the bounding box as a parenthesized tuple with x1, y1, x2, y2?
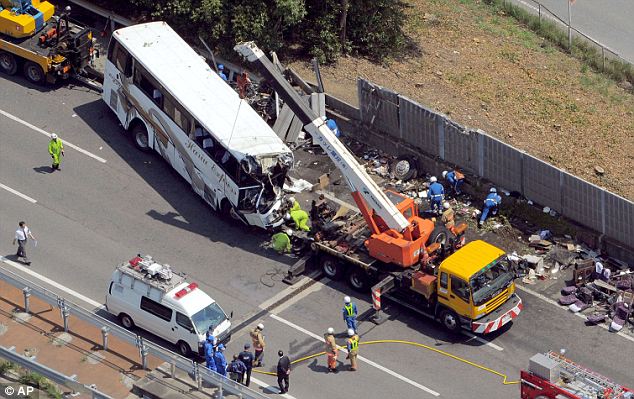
(445, 171, 464, 195)
(342, 302, 358, 332)
(214, 351, 228, 376)
(428, 182, 445, 213)
(205, 340, 217, 372)
(480, 193, 502, 224)
(326, 119, 341, 137)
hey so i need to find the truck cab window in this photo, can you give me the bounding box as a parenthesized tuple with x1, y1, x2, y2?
(440, 272, 448, 289)
(451, 277, 471, 303)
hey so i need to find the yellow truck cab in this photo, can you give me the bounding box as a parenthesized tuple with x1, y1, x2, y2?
(430, 240, 523, 333)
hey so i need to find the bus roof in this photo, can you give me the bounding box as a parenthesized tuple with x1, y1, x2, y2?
(441, 240, 506, 281)
(113, 22, 290, 159)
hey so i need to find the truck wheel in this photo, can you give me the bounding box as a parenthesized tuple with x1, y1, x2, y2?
(131, 123, 150, 152)
(347, 268, 369, 292)
(321, 256, 344, 280)
(0, 52, 18, 75)
(119, 313, 135, 330)
(23, 61, 45, 85)
(390, 155, 418, 181)
(439, 309, 461, 333)
(176, 340, 192, 357)
(428, 226, 449, 247)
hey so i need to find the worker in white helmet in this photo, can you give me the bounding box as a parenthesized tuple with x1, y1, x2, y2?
(479, 187, 502, 226)
(346, 328, 360, 371)
(324, 327, 338, 373)
(441, 201, 455, 233)
(342, 296, 358, 332)
(443, 169, 465, 195)
(250, 323, 266, 367)
(287, 196, 300, 212)
(48, 133, 64, 171)
(428, 176, 445, 214)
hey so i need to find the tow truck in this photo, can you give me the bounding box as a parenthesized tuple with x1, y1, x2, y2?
(0, 0, 95, 85)
(522, 351, 632, 399)
(234, 42, 522, 334)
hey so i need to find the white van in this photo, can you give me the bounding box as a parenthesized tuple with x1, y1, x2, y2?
(105, 255, 231, 356)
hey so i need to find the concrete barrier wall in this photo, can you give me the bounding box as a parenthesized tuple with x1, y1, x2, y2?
(358, 79, 399, 137)
(398, 96, 439, 157)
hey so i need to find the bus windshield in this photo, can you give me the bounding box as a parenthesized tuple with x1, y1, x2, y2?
(470, 256, 515, 306)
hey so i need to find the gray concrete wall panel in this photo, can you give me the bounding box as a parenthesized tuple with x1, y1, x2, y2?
(398, 96, 439, 156)
(522, 154, 563, 212)
(444, 124, 478, 174)
(357, 79, 399, 137)
(481, 134, 523, 193)
(561, 173, 603, 233)
(604, 193, 634, 249)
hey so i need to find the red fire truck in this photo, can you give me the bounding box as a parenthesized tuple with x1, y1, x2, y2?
(521, 351, 633, 399)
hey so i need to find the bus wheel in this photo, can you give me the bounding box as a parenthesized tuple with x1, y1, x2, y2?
(220, 199, 239, 220)
(320, 256, 344, 280)
(439, 309, 461, 333)
(23, 61, 45, 85)
(347, 268, 368, 292)
(131, 123, 150, 152)
(0, 52, 18, 75)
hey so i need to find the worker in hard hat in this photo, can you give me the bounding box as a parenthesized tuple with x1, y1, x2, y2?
(271, 229, 292, 253)
(250, 323, 266, 367)
(442, 169, 465, 196)
(428, 176, 445, 214)
(346, 329, 359, 371)
(324, 327, 339, 373)
(479, 188, 502, 226)
(48, 133, 64, 171)
(214, 343, 228, 376)
(217, 64, 228, 81)
(441, 201, 455, 234)
(204, 334, 217, 372)
(287, 196, 301, 212)
(289, 209, 310, 232)
(342, 296, 358, 332)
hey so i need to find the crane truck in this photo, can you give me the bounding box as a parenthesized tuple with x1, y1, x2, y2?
(234, 42, 523, 334)
(0, 0, 95, 85)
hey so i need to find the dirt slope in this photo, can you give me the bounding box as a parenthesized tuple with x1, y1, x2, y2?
(288, 0, 634, 200)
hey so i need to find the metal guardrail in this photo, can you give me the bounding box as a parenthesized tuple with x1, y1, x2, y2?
(0, 345, 114, 399)
(0, 265, 269, 399)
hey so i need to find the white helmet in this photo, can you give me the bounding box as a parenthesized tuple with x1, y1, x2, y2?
(284, 213, 292, 221)
(443, 201, 450, 210)
(287, 197, 296, 204)
(490, 187, 497, 193)
(347, 328, 355, 337)
(51, 133, 58, 140)
(344, 296, 351, 304)
(430, 176, 437, 183)
(286, 229, 293, 237)
(257, 323, 264, 330)
(442, 171, 448, 178)
(327, 327, 334, 334)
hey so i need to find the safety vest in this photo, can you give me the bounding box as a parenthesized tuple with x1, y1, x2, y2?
(344, 303, 355, 317)
(349, 336, 359, 351)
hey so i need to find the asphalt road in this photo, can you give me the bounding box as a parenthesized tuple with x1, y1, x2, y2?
(512, 0, 634, 64)
(1, 74, 633, 399)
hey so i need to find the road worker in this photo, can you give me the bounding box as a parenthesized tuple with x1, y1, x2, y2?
(217, 64, 228, 81)
(236, 71, 252, 99)
(479, 188, 502, 226)
(250, 323, 266, 367)
(214, 344, 227, 376)
(48, 133, 64, 171)
(442, 169, 465, 195)
(342, 296, 358, 332)
(287, 196, 301, 212)
(204, 334, 217, 372)
(290, 209, 310, 232)
(326, 118, 341, 137)
(441, 201, 455, 234)
(271, 229, 292, 253)
(227, 354, 247, 383)
(239, 343, 255, 386)
(428, 176, 445, 214)
(346, 328, 359, 371)
(324, 327, 338, 373)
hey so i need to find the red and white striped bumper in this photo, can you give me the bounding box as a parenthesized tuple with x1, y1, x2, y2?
(472, 296, 523, 334)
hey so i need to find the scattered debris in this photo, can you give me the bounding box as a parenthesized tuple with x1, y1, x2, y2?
(594, 166, 605, 175)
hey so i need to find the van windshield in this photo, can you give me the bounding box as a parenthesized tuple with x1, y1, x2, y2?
(191, 302, 227, 334)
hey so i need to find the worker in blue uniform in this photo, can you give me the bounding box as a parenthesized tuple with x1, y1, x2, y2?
(326, 118, 341, 137)
(204, 335, 217, 372)
(214, 343, 228, 376)
(442, 169, 465, 195)
(342, 296, 358, 332)
(217, 64, 228, 81)
(479, 188, 502, 226)
(428, 176, 445, 214)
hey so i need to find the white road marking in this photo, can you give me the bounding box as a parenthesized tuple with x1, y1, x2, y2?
(516, 285, 634, 343)
(0, 256, 103, 309)
(461, 331, 504, 351)
(0, 109, 107, 163)
(270, 313, 441, 397)
(0, 183, 37, 203)
(250, 376, 298, 398)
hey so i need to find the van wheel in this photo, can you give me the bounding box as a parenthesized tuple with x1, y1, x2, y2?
(23, 61, 45, 85)
(347, 268, 368, 292)
(439, 309, 460, 333)
(131, 123, 150, 152)
(119, 313, 135, 330)
(0, 52, 18, 75)
(321, 256, 344, 280)
(177, 340, 192, 357)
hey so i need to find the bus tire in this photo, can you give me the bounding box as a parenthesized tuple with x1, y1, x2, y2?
(390, 155, 418, 181)
(439, 309, 461, 333)
(428, 226, 449, 247)
(347, 268, 369, 292)
(0, 52, 18, 75)
(320, 256, 344, 280)
(23, 61, 45, 85)
(131, 123, 150, 152)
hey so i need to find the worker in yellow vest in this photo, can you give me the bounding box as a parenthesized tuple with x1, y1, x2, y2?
(346, 329, 359, 371)
(48, 133, 64, 170)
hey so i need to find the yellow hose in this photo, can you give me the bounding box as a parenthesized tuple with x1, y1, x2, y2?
(252, 339, 520, 385)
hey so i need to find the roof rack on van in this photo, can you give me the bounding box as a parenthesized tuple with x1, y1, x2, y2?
(117, 254, 188, 295)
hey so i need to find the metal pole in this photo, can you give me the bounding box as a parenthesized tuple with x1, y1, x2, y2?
(140, 343, 148, 370)
(567, 0, 572, 51)
(101, 326, 109, 351)
(62, 305, 70, 332)
(170, 359, 176, 378)
(23, 287, 31, 313)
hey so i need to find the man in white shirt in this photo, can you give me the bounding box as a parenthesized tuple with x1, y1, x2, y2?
(13, 221, 35, 265)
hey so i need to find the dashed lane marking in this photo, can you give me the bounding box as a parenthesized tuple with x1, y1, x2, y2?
(270, 313, 441, 397)
(0, 183, 37, 203)
(0, 109, 107, 163)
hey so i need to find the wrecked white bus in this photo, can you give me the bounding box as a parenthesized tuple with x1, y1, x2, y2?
(102, 22, 292, 229)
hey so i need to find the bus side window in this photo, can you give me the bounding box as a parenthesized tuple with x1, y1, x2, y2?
(108, 41, 132, 77)
(134, 65, 162, 107)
